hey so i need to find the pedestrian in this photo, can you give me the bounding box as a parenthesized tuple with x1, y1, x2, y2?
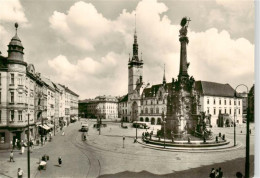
(218, 167, 223, 178)
(10, 140, 13, 149)
(17, 168, 23, 178)
(209, 168, 215, 178)
(20, 145, 24, 154)
(10, 150, 15, 162)
(215, 169, 219, 178)
(58, 156, 62, 166)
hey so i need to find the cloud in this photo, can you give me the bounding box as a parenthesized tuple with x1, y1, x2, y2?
(212, 0, 254, 39)
(48, 52, 128, 99)
(48, 0, 254, 99)
(0, 0, 28, 23)
(0, 0, 28, 56)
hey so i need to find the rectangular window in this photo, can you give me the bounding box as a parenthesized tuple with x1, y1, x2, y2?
(11, 74, 14, 85)
(10, 110, 14, 121)
(18, 95, 22, 103)
(214, 108, 216, 115)
(213, 99, 216, 105)
(0, 110, 1, 123)
(219, 99, 221, 105)
(18, 111, 22, 121)
(219, 109, 221, 114)
(230, 109, 232, 114)
(238, 101, 240, 106)
(224, 100, 226, 105)
(239, 109, 240, 115)
(0, 132, 5, 144)
(10, 92, 14, 103)
(230, 100, 231, 105)
(0, 73, 1, 86)
(207, 107, 209, 114)
(18, 77, 22, 85)
(207, 99, 209, 104)
(225, 109, 226, 114)
(234, 100, 236, 105)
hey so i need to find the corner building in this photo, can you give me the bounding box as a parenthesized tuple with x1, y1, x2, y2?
(0, 24, 36, 149)
(0, 24, 79, 149)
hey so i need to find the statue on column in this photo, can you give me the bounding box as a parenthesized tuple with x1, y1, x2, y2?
(179, 17, 191, 38)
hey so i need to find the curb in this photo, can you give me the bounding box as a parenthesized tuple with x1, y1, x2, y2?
(137, 139, 243, 153)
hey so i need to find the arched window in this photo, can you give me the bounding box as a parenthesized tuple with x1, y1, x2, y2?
(156, 107, 159, 114)
(145, 117, 149, 122)
(157, 118, 161, 125)
(140, 117, 144, 122)
(145, 108, 148, 114)
(150, 108, 153, 114)
(151, 118, 155, 125)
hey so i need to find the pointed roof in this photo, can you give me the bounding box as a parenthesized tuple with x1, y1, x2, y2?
(142, 83, 171, 98)
(8, 23, 23, 48)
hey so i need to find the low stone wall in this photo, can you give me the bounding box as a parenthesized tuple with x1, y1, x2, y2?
(142, 137, 230, 148)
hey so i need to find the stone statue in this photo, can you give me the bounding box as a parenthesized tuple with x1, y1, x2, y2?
(179, 17, 191, 37)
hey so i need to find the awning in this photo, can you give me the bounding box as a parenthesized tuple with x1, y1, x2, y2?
(46, 124, 54, 128)
(38, 125, 50, 130)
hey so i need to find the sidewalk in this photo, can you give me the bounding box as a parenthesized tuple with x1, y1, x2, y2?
(0, 149, 39, 178)
(0, 126, 66, 177)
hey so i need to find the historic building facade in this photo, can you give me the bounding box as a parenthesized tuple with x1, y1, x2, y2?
(119, 18, 243, 131)
(0, 23, 79, 149)
(118, 28, 169, 125)
(79, 95, 118, 120)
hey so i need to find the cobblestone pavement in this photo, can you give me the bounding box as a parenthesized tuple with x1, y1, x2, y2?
(0, 119, 255, 178)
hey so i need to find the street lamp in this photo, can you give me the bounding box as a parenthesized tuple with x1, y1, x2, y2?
(135, 109, 138, 140)
(27, 113, 31, 178)
(235, 84, 249, 177)
(162, 111, 166, 148)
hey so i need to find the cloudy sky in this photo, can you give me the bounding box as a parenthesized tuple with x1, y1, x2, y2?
(0, 0, 254, 99)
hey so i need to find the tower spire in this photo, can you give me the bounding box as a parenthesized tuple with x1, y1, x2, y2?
(163, 64, 166, 84)
(132, 13, 139, 61)
(135, 13, 136, 35)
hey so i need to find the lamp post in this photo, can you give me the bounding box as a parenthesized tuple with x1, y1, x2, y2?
(27, 113, 30, 178)
(235, 84, 249, 177)
(99, 114, 102, 135)
(234, 106, 236, 146)
(162, 111, 166, 148)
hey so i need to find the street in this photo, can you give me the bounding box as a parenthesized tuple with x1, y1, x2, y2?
(0, 119, 255, 178)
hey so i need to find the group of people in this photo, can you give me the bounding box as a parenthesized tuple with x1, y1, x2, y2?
(209, 167, 223, 178)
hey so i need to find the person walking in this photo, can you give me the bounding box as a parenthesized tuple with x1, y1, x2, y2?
(218, 167, 223, 178)
(17, 168, 23, 178)
(209, 168, 215, 178)
(58, 156, 62, 166)
(10, 150, 15, 162)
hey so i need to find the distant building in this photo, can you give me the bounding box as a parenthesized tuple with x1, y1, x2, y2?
(79, 95, 118, 120)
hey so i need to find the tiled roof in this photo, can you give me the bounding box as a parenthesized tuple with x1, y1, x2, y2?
(119, 94, 128, 102)
(41, 76, 55, 91)
(142, 83, 171, 97)
(195, 81, 236, 97)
